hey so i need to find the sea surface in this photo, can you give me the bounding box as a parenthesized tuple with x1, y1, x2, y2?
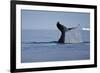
(21, 30, 90, 63)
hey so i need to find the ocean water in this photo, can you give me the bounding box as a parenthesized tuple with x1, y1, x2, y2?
(21, 30, 90, 63)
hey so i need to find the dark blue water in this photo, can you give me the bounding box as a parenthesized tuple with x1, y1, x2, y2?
(21, 30, 90, 63)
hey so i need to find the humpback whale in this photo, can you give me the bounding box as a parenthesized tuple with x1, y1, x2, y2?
(57, 22, 80, 43)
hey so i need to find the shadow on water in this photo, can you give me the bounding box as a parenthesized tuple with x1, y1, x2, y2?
(22, 41, 57, 44)
(22, 41, 90, 44)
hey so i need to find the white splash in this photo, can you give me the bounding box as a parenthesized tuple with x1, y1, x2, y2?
(65, 28, 82, 43)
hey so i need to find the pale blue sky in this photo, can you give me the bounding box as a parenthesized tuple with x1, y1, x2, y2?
(21, 9, 90, 30)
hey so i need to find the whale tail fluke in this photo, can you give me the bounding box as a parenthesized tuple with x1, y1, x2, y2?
(57, 22, 67, 32)
(56, 22, 81, 43)
(57, 22, 79, 32)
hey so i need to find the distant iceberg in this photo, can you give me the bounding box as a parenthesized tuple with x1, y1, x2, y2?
(82, 28, 90, 31)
